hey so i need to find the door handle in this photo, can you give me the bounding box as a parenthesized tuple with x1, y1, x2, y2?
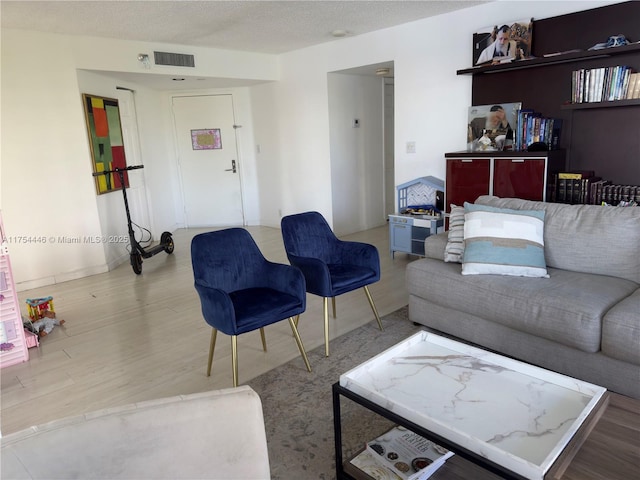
(225, 159, 237, 173)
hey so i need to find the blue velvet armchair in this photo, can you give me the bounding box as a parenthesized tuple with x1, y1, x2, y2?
(191, 228, 311, 386)
(280, 211, 383, 356)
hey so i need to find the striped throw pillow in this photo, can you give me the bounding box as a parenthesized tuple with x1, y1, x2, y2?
(462, 203, 549, 278)
(444, 204, 465, 263)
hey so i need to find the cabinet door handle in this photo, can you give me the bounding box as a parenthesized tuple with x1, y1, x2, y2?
(511, 159, 525, 163)
(462, 159, 474, 163)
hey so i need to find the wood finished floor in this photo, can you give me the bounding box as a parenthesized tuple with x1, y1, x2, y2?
(1, 225, 414, 435)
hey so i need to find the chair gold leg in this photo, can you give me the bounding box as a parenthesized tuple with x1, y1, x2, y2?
(288, 317, 312, 372)
(363, 285, 383, 331)
(260, 327, 267, 352)
(291, 314, 301, 337)
(207, 328, 217, 377)
(323, 297, 330, 357)
(332, 297, 337, 318)
(231, 335, 239, 387)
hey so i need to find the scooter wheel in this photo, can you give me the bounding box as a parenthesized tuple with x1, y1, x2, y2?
(161, 232, 174, 254)
(131, 253, 143, 275)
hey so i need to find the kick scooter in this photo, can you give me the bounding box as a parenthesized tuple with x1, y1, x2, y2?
(92, 165, 174, 274)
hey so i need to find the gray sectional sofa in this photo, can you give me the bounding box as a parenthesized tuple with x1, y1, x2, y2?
(407, 196, 640, 399)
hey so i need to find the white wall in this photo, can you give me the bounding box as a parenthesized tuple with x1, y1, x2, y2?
(1, 1, 619, 288)
(1, 31, 108, 287)
(250, 1, 620, 227)
(1, 29, 275, 289)
(328, 73, 385, 236)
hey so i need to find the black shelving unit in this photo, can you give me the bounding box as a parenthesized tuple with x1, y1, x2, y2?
(461, 2, 640, 185)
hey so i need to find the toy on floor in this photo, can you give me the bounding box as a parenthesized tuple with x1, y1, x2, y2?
(25, 297, 66, 338)
(26, 296, 54, 321)
(31, 310, 65, 338)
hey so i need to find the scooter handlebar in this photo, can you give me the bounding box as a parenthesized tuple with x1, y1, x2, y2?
(92, 165, 144, 176)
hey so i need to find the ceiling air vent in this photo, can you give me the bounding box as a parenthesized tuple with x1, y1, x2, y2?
(154, 51, 195, 67)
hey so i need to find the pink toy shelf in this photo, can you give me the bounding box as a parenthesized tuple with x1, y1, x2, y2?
(1, 211, 30, 368)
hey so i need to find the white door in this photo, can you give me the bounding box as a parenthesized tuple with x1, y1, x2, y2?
(172, 94, 244, 227)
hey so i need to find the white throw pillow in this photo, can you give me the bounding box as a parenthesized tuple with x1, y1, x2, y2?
(462, 202, 549, 278)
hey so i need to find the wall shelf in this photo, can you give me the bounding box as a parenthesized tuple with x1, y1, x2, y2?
(457, 43, 640, 76)
(467, 2, 640, 185)
(561, 99, 640, 110)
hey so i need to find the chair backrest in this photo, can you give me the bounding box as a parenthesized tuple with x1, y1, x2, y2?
(281, 211, 338, 262)
(191, 228, 268, 292)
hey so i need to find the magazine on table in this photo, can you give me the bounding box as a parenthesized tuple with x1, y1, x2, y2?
(352, 425, 454, 480)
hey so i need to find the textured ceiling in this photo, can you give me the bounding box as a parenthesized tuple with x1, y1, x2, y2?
(1, 0, 486, 54)
(2, 0, 487, 90)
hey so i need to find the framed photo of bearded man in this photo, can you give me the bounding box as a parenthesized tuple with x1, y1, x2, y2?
(467, 102, 522, 152)
(473, 18, 533, 66)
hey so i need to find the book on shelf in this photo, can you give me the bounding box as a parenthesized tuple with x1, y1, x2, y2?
(550, 118, 562, 150)
(557, 171, 594, 180)
(625, 73, 637, 99)
(580, 180, 640, 206)
(600, 184, 640, 206)
(556, 176, 567, 203)
(581, 176, 602, 205)
(626, 72, 640, 99)
(556, 171, 596, 204)
(591, 179, 611, 205)
(571, 65, 635, 103)
(348, 425, 454, 480)
(547, 173, 558, 202)
(514, 109, 560, 151)
(571, 178, 583, 204)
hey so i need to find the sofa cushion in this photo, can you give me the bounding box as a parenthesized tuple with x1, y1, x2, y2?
(406, 258, 638, 353)
(462, 203, 548, 278)
(475, 196, 640, 283)
(444, 204, 465, 263)
(602, 288, 640, 365)
(424, 232, 448, 260)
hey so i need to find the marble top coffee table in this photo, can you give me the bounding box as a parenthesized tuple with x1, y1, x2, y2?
(334, 331, 607, 480)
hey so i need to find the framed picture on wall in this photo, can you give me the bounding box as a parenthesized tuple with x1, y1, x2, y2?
(467, 102, 522, 151)
(82, 93, 129, 194)
(473, 18, 533, 66)
(191, 128, 222, 150)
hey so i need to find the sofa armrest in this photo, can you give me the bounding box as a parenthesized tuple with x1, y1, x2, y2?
(424, 232, 448, 260)
(1, 386, 270, 479)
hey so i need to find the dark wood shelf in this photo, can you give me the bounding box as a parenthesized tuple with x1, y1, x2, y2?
(457, 42, 640, 76)
(561, 99, 640, 110)
(466, 2, 640, 185)
(445, 150, 566, 158)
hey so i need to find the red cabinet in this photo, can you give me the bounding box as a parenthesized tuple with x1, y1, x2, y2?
(445, 158, 490, 212)
(445, 151, 565, 212)
(493, 158, 546, 200)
